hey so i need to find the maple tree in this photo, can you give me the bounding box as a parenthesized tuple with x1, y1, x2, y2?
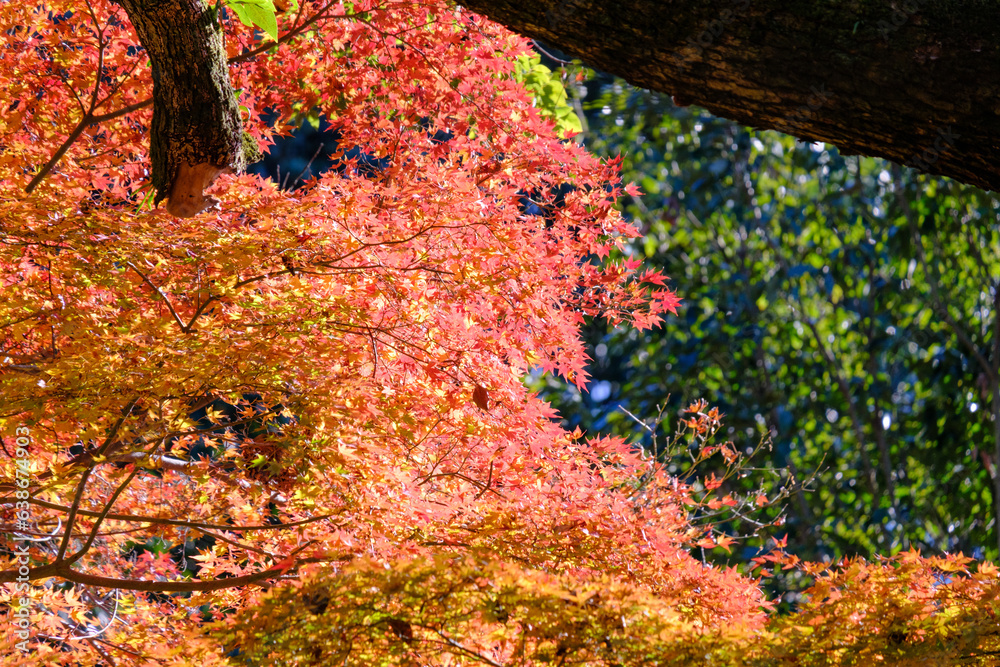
(0, 0, 997, 665)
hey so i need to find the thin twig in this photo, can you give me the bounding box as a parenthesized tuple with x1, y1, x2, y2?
(55, 397, 140, 561)
(5, 496, 337, 532)
(25, 117, 94, 193)
(127, 262, 188, 332)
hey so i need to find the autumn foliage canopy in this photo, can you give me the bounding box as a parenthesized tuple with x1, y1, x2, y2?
(0, 0, 998, 664)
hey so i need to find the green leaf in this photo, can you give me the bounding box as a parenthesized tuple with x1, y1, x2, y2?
(514, 54, 582, 138)
(225, 0, 279, 42)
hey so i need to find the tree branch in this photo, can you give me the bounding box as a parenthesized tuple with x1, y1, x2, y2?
(460, 0, 1000, 192)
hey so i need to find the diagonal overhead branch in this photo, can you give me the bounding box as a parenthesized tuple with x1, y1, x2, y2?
(461, 0, 1000, 193)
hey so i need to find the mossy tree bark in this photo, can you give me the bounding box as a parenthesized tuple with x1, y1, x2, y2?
(118, 0, 252, 217)
(461, 0, 1000, 192)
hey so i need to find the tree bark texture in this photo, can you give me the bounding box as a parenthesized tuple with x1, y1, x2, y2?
(461, 0, 1000, 193)
(118, 0, 251, 217)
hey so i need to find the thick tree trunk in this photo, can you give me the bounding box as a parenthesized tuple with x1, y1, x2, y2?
(118, 0, 252, 217)
(461, 0, 1000, 193)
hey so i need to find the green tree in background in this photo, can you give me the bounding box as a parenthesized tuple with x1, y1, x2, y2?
(535, 65, 1000, 565)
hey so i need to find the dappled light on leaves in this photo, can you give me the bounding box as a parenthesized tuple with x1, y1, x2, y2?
(0, 0, 997, 665)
